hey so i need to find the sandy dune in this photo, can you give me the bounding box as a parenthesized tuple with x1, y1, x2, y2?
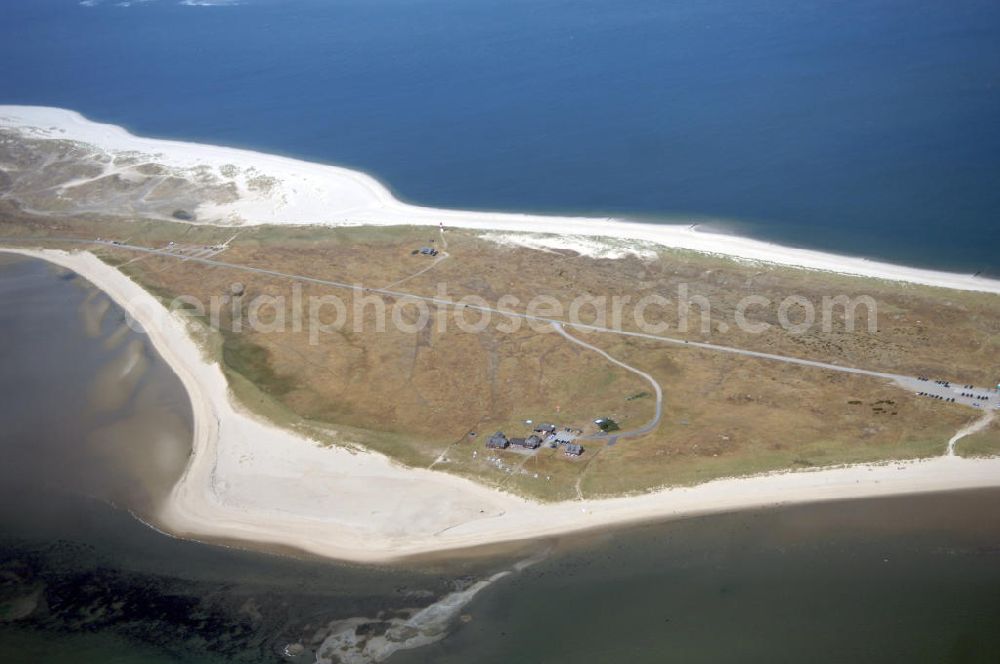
(2, 105, 999, 295)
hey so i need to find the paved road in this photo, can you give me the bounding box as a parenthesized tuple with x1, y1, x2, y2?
(4, 236, 997, 418)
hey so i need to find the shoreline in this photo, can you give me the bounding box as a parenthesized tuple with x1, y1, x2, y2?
(2, 105, 999, 294)
(3, 247, 1000, 564)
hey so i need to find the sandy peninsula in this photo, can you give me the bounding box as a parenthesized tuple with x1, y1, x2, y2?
(2, 106, 1000, 562)
(2, 247, 998, 563)
(2, 105, 999, 295)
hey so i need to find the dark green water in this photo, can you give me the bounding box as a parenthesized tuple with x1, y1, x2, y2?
(2, 254, 1000, 663)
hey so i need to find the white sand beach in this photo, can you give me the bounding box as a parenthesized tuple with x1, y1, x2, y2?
(3, 105, 1000, 294)
(3, 247, 1000, 563)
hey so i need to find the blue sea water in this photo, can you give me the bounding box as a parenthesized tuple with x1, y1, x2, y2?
(2, 0, 999, 273)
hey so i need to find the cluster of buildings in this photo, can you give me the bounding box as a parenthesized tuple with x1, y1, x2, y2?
(486, 423, 584, 457)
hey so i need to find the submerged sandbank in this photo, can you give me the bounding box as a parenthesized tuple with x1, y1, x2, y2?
(2, 105, 999, 294)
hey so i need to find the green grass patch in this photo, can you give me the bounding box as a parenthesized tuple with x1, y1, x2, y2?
(220, 332, 295, 397)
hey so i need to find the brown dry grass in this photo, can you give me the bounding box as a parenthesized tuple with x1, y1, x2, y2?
(2, 210, 996, 499)
(571, 336, 973, 496)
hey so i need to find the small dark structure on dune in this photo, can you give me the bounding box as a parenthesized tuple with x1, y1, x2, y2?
(565, 443, 584, 457)
(594, 418, 620, 433)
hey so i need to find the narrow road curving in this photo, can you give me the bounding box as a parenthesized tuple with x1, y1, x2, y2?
(552, 322, 663, 441)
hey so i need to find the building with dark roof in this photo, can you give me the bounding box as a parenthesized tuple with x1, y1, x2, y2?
(486, 432, 509, 449)
(510, 435, 542, 449)
(565, 443, 584, 456)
